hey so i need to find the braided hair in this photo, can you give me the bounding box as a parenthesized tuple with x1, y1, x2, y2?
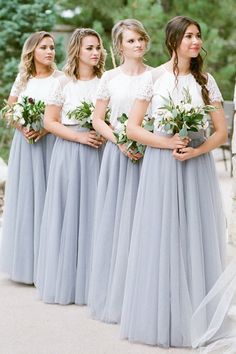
(165, 16, 210, 104)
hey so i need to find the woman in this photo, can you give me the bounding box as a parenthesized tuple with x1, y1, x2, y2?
(88, 19, 151, 323)
(0, 31, 62, 284)
(36, 28, 105, 305)
(120, 16, 227, 348)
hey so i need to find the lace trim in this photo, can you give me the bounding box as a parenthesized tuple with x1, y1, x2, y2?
(46, 79, 64, 106)
(10, 74, 24, 97)
(96, 73, 110, 100)
(207, 74, 223, 103)
(136, 72, 153, 101)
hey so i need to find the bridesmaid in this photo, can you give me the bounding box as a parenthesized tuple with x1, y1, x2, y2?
(89, 19, 151, 323)
(36, 28, 105, 305)
(0, 31, 62, 284)
(120, 16, 227, 348)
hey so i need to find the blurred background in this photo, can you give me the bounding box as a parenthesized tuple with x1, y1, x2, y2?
(0, 0, 235, 162)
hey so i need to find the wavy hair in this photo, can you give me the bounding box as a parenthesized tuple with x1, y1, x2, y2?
(18, 31, 56, 91)
(112, 19, 150, 64)
(64, 28, 106, 79)
(165, 16, 210, 104)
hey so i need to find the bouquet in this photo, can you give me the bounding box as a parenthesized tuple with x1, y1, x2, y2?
(67, 101, 110, 129)
(156, 88, 216, 138)
(113, 113, 154, 163)
(1, 96, 45, 143)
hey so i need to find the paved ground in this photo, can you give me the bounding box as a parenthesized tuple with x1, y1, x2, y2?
(0, 150, 235, 354)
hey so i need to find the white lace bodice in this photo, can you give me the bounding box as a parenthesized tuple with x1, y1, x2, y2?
(47, 74, 100, 125)
(138, 65, 223, 132)
(10, 70, 63, 103)
(96, 67, 151, 129)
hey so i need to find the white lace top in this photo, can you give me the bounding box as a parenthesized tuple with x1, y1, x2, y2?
(96, 67, 151, 129)
(10, 70, 63, 103)
(138, 65, 223, 132)
(47, 75, 100, 125)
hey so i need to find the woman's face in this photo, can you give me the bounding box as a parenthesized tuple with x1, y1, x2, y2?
(34, 36, 55, 66)
(120, 29, 147, 60)
(177, 24, 202, 59)
(78, 35, 101, 67)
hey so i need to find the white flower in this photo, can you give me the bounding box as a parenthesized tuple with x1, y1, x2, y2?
(156, 109, 165, 116)
(164, 111, 173, 121)
(13, 105, 23, 117)
(182, 103, 193, 112)
(19, 118, 25, 125)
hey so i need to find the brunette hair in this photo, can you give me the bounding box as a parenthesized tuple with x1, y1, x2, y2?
(63, 28, 106, 79)
(112, 19, 150, 64)
(165, 16, 210, 104)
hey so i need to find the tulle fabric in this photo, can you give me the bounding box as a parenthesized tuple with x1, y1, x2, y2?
(191, 256, 236, 353)
(36, 126, 101, 305)
(88, 141, 142, 323)
(0, 130, 55, 284)
(120, 132, 226, 348)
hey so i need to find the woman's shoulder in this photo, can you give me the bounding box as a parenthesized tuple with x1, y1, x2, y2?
(150, 64, 167, 82)
(53, 72, 72, 89)
(205, 72, 223, 102)
(52, 69, 64, 79)
(138, 64, 166, 86)
(101, 67, 120, 81)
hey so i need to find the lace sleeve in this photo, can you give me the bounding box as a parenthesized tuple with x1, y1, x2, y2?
(10, 74, 22, 97)
(96, 72, 110, 100)
(46, 79, 64, 106)
(207, 73, 223, 103)
(136, 71, 153, 101)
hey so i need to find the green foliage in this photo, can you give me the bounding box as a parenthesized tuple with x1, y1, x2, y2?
(0, 0, 59, 100)
(0, 119, 13, 162)
(58, 0, 236, 100)
(0, 0, 65, 160)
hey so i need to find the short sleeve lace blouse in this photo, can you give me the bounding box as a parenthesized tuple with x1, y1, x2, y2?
(137, 66, 223, 131)
(96, 67, 152, 129)
(10, 70, 63, 104)
(47, 75, 100, 125)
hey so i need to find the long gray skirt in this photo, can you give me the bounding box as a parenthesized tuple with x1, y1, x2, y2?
(0, 129, 55, 284)
(88, 141, 142, 323)
(36, 127, 101, 305)
(120, 132, 226, 348)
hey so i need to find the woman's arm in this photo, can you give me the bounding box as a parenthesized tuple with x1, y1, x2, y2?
(44, 104, 103, 148)
(173, 102, 227, 161)
(92, 99, 116, 144)
(127, 99, 190, 150)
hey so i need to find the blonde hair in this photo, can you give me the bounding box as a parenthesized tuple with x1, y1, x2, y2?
(64, 28, 106, 79)
(112, 19, 150, 63)
(18, 31, 56, 90)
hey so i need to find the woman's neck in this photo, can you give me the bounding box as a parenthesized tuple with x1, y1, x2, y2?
(168, 56, 191, 76)
(120, 58, 146, 76)
(34, 64, 53, 78)
(77, 63, 96, 81)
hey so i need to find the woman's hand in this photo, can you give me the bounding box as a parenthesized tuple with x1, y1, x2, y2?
(78, 130, 104, 148)
(166, 133, 190, 150)
(118, 144, 143, 161)
(22, 128, 48, 143)
(173, 147, 199, 161)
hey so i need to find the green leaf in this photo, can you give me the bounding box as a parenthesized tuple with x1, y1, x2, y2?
(179, 127, 188, 139)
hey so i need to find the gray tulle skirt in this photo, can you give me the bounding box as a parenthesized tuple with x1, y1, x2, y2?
(120, 131, 226, 348)
(36, 126, 101, 305)
(0, 129, 55, 284)
(88, 141, 142, 323)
